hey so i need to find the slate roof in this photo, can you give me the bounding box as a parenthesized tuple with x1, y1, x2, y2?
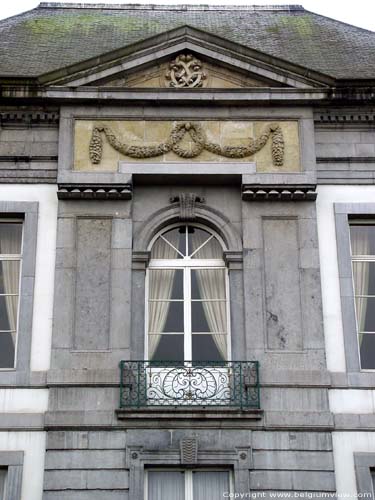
(1, 2, 375, 80)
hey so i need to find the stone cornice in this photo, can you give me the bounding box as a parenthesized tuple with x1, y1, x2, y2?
(57, 183, 132, 200)
(242, 184, 317, 202)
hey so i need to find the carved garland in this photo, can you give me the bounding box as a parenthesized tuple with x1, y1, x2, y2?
(89, 121, 284, 166)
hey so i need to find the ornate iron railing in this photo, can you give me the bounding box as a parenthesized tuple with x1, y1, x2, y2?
(119, 360, 260, 410)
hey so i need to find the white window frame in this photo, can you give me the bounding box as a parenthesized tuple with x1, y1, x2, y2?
(144, 468, 234, 500)
(145, 223, 231, 361)
(0, 219, 23, 370)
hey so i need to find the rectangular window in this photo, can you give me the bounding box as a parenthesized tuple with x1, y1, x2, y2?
(146, 469, 231, 500)
(0, 221, 23, 369)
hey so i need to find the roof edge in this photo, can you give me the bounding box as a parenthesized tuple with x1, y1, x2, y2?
(37, 2, 305, 11)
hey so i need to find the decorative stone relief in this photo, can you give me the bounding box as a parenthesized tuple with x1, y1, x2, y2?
(170, 193, 205, 220)
(89, 121, 284, 166)
(165, 54, 207, 88)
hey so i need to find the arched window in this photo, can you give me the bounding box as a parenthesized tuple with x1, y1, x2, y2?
(146, 224, 230, 362)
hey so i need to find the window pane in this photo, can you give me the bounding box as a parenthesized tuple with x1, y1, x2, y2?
(355, 297, 375, 332)
(0, 332, 15, 368)
(192, 334, 227, 361)
(192, 301, 227, 333)
(191, 269, 226, 300)
(163, 227, 186, 256)
(0, 295, 18, 331)
(188, 227, 211, 256)
(0, 223, 22, 255)
(151, 237, 181, 259)
(193, 471, 229, 500)
(149, 302, 184, 333)
(148, 471, 185, 500)
(359, 333, 375, 369)
(149, 270, 183, 300)
(0, 261, 20, 294)
(350, 225, 375, 256)
(149, 334, 184, 362)
(0, 469, 6, 500)
(191, 236, 223, 259)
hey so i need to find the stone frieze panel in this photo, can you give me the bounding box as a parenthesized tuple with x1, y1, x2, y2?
(73, 120, 301, 172)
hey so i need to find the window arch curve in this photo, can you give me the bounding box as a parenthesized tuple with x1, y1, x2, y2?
(146, 223, 230, 362)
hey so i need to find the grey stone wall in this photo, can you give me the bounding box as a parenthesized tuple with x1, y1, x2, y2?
(315, 109, 375, 184)
(0, 111, 58, 183)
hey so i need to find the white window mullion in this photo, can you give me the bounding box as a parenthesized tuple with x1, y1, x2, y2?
(185, 470, 193, 500)
(184, 267, 192, 361)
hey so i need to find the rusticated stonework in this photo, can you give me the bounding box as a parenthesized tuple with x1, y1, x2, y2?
(89, 121, 284, 165)
(74, 120, 301, 172)
(165, 54, 207, 88)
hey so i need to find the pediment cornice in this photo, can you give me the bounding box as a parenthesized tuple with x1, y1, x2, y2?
(37, 25, 333, 89)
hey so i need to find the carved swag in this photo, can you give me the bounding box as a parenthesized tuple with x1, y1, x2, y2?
(89, 121, 285, 166)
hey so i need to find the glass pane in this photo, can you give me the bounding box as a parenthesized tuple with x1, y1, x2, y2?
(149, 302, 184, 333)
(192, 236, 223, 259)
(0, 295, 18, 331)
(148, 471, 185, 500)
(191, 269, 226, 300)
(0, 332, 15, 368)
(0, 223, 22, 255)
(359, 333, 375, 369)
(149, 334, 184, 362)
(193, 471, 229, 500)
(350, 225, 375, 256)
(151, 237, 181, 259)
(355, 297, 375, 332)
(352, 261, 375, 296)
(0, 469, 6, 500)
(149, 270, 183, 300)
(192, 334, 227, 362)
(163, 227, 186, 256)
(0, 261, 20, 294)
(192, 301, 227, 333)
(188, 227, 211, 256)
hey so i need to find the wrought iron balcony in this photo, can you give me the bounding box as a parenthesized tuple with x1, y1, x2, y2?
(119, 360, 260, 410)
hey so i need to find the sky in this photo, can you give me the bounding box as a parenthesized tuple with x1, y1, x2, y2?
(0, 0, 374, 32)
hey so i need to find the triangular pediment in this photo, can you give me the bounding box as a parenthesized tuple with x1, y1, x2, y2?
(38, 26, 333, 89)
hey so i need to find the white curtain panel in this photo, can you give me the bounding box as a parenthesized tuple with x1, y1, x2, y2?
(351, 227, 370, 342)
(0, 225, 21, 346)
(191, 231, 227, 359)
(148, 232, 179, 359)
(148, 471, 185, 500)
(193, 471, 230, 500)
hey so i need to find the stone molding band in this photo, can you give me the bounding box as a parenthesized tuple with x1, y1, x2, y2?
(89, 121, 284, 166)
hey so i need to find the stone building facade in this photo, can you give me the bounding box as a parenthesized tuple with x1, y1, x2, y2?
(0, 3, 375, 499)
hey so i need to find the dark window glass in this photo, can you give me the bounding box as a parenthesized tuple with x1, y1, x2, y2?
(192, 334, 226, 362)
(150, 335, 184, 362)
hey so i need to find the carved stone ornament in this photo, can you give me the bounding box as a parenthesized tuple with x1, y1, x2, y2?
(165, 54, 207, 88)
(180, 438, 198, 464)
(170, 193, 205, 220)
(89, 121, 284, 166)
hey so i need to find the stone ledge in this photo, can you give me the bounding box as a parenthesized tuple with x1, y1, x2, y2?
(242, 184, 317, 201)
(57, 184, 132, 200)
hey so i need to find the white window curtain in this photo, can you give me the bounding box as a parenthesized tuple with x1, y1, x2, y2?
(0, 225, 21, 346)
(191, 232, 227, 359)
(193, 471, 229, 500)
(148, 471, 185, 500)
(351, 227, 370, 341)
(148, 233, 179, 359)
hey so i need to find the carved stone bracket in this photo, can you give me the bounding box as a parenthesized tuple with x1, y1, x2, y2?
(242, 184, 317, 202)
(170, 193, 205, 221)
(57, 184, 132, 200)
(180, 438, 198, 464)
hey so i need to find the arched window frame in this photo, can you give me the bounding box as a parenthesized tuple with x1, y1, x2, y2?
(145, 223, 231, 362)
